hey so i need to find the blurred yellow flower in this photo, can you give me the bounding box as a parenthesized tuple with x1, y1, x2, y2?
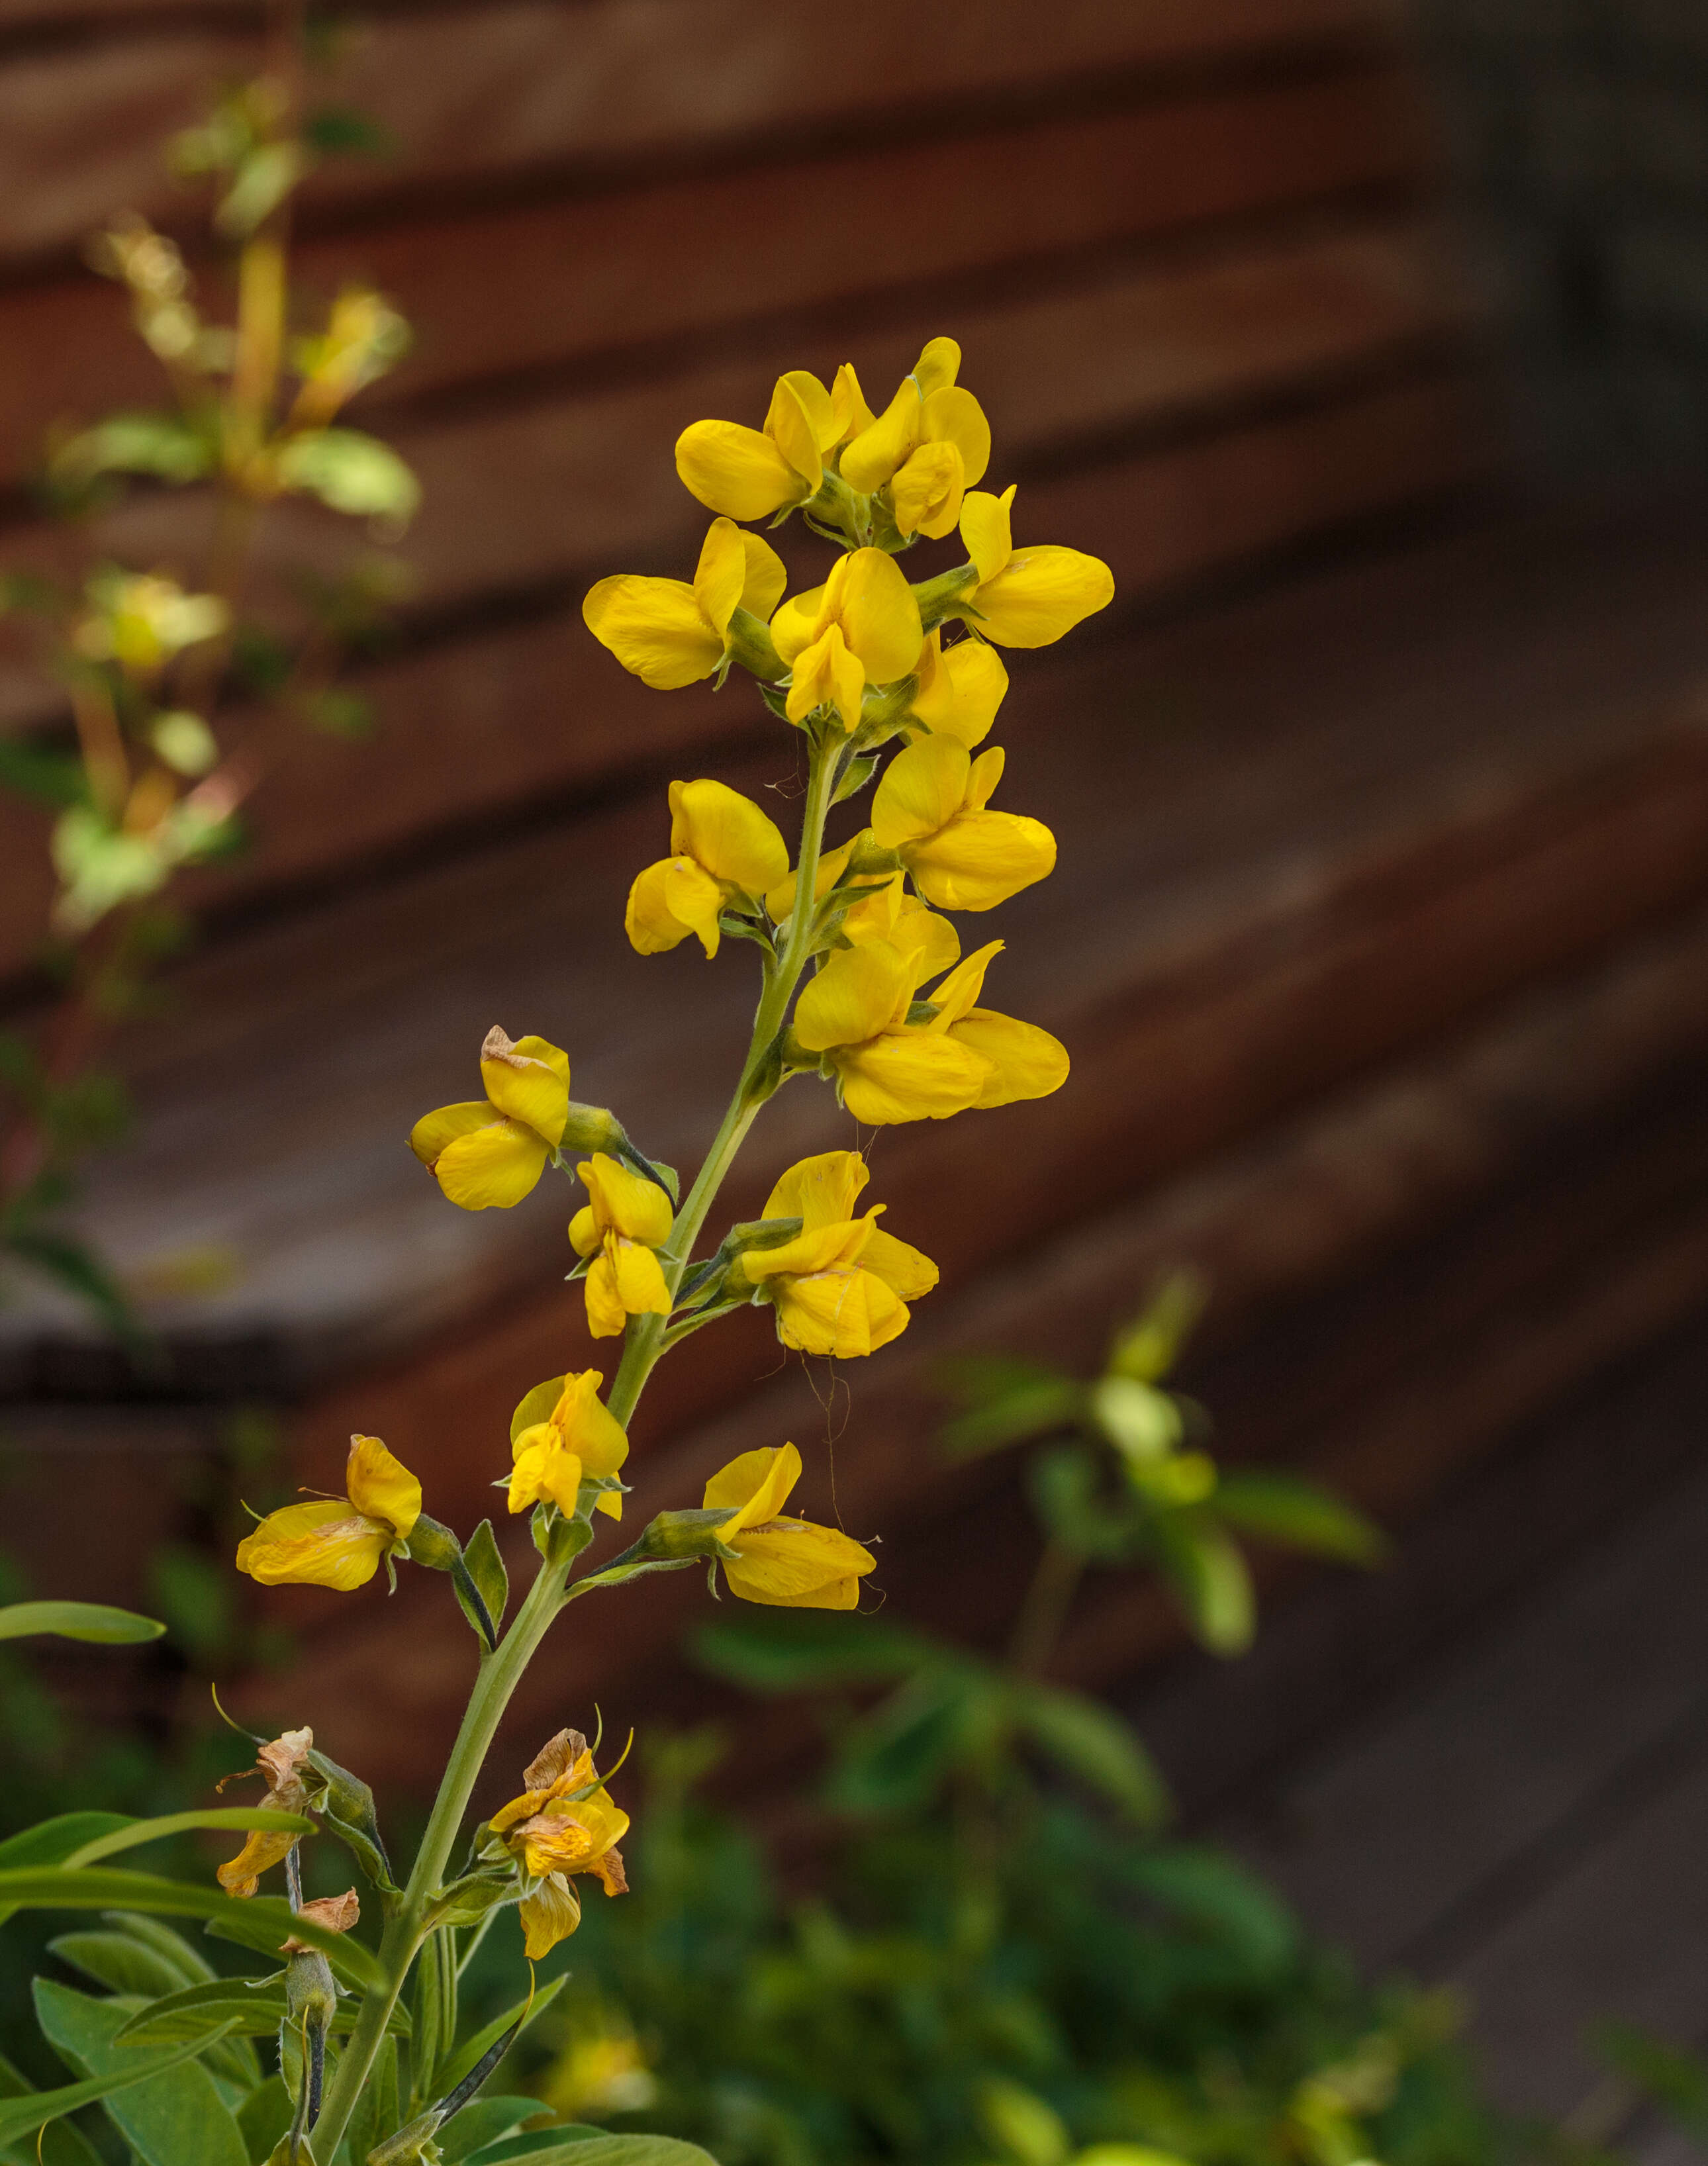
(583, 518, 785, 690)
(734, 1149, 937, 1358)
(703, 1442, 875, 1609)
(409, 1027, 571, 1210)
(771, 548, 922, 729)
(626, 778, 789, 959)
(955, 485, 1114, 647)
(841, 338, 991, 538)
(569, 1154, 675, 1339)
(508, 1368, 630, 1521)
(235, 1436, 421, 1592)
(488, 1728, 630, 1959)
(871, 737, 1056, 910)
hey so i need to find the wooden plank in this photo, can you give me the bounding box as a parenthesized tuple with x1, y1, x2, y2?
(0, 2, 1406, 263)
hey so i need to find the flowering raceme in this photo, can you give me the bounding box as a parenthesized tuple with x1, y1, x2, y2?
(703, 1443, 875, 1608)
(734, 1149, 937, 1358)
(569, 1154, 674, 1337)
(626, 779, 788, 959)
(236, 1435, 421, 1591)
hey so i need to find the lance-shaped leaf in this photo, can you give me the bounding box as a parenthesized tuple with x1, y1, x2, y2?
(1010, 1681, 1170, 1830)
(431, 1971, 567, 2099)
(61, 1806, 312, 1869)
(117, 1975, 413, 2045)
(693, 1609, 931, 1692)
(467, 2138, 725, 2166)
(307, 1744, 398, 1896)
(0, 1600, 164, 1644)
(30, 1980, 247, 2166)
(0, 2027, 229, 2151)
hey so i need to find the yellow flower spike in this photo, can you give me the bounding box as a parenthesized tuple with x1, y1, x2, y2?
(839, 871, 961, 977)
(583, 518, 787, 690)
(772, 549, 923, 730)
(792, 937, 991, 1125)
(735, 1149, 938, 1358)
(216, 1726, 314, 1897)
(908, 630, 1009, 747)
(508, 1369, 630, 1520)
(626, 778, 790, 959)
(235, 1436, 422, 1592)
(925, 939, 1070, 1109)
(955, 484, 1115, 647)
(410, 1027, 571, 1210)
(871, 738, 1057, 910)
(675, 369, 836, 521)
(489, 1728, 630, 1959)
(568, 1154, 675, 1340)
(702, 1442, 877, 1609)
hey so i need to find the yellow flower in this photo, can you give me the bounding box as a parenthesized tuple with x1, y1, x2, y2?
(703, 1442, 875, 1609)
(675, 368, 854, 522)
(792, 937, 990, 1124)
(771, 548, 922, 730)
(583, 518, 786, 690)
(837, 869, 961, 977)
(409, 1027, 571, 1210)
(626, 778, 790, 959)
(906, 629, 1009, 747)
(923, 939, 1070, 1109)
(841, 338, 991, 538)
(508, 1368, 630, 1521)
(955, 485, 1114, 647)
(871, 737, 1056, 910)
(216, 1726, 314, 1897)
(569, 1155, 675, 1339)
(735, 1150, 937, 1358)
(235, 1436, 422, 1593)
(488, 1728, 630, 1960)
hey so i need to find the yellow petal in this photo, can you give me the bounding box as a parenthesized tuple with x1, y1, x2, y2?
(344, 1435, 422, 1541)
(740, 1219, 869, 1282)
(871, 736, 971, 848)
(675, 418, 804, 520)
(509, 1429, 584, 1516)
(510, 1375, 568, 1442)
(724, 1517, 875, 1608)
(905, 809, 1058, 911)
(959, 485, 1014, 587)
(670, 778, 790, 895)
(235, 1501, 387, 1591)
(912, 336, 961, 398)
(690, 518, 748, 636)
(920, 386, 990, 489)
(925, 939, 1004, 1028)
(583, 1250, 628, 1339)
(569, 1205, 596, 1254)
(769, 582, 826, 667)
(908, 633, 1007, 747)
(973, 545, 1115, 648)
(610, 1236, 672, 1317)
(786, 622, 865, 728)
(792, 940, 916, 1052)
(840, 379, 922, 493)
(772, 1266, 908, 1358)
(432, 1119, 551, 1209)
(966, 744, 1004, 810)
(835, 548, 924, 684)
(216, 1827, 299, 1898)
(480, 1031, 570, 1144)
(662, 858, 727, 957)
(553, 1370, 630, 1480)
(833, 1029, 991, 1125)
(582, 575, 721, 689)
(890, 440, 965, 542)
(949, 1008, 1070, 1108)
(409, 1100, 499, 1169)
(779, 369, 838, 454)
(704, 1440, 802, 1530)
(762, 1149, 870, 1227)
(518, 1875, 583, 1959)
(624, 860, 692, 955)
(739, 530, 788, 622)
(859, 1225, 939, 1300)
(580, 1153, 675, 1246)
(830, 361, 874, 445)
(763, 375, 823, 490)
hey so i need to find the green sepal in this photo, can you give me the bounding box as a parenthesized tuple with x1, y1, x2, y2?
(831, 751, 881, 804)
(307, 1747, 399, 1899)
(451, 1553, 499, 1653)
(461, 1519, 510, 1634)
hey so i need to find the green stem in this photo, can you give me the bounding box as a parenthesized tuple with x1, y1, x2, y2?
(605, 732, 839, 1430)
(1006, 1536, 1086, 1680)
(309, 1556, 565, 2159)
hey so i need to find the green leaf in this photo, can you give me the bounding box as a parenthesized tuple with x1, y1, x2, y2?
(47, 1929, 195, 1999)
(461, 1521, 510, 1638)
(344, 2034, 398, 2165)
(469, 2138, 722, 2166)
(302, 105, 395, 158)
(937, 1357, 1083, 1460)
(693, 1609, 929, 1692)
(1597, 2022, 1708, 2135)
(1211, 1471, 1388, 1565)
(0, 737, 85, 808)
(118, 1975, 411, 2045)
(28, 1980, 246, 2164)
(831, 751, 880, 804)
(1120, 1845, 1299, 1977)
(276, 429, 420, 522)
(1014, 1684, 1170, 1829)
(99, 1911, 214, 1987)
(1151, 1521, 1255, 1655)
(0, 1869, 384, 1989)
(1087, 1377, 1182, 1465)
(1106, 1274, 1205, 1383)
(52, 412, 216, 488)
(432, 1971, 566, 2100)
(825, 1664, 996, 1817)
(0, 1228, 138, 1341)
(438, 2097, 549, 2161)
(62, 1807, 313, 1870)
(236, 2074, 293, 2160)
(0, 2048, 105, 2166)
(0, 1601, 164, 1645)
(0, 1816, 133, 1869)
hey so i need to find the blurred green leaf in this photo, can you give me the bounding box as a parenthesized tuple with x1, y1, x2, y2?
(214, 142, 304, 237)
(0, 1602, 163, 1646)
(694, 1609, 929, 1692)
(937, 1354, 1082, 1459)
(1598, 2022, 1708, 2136)
(0, 736, 85, 808)
(1121, 1845, 1299, 1977)
(146, 1546, 232, 1665)
(1213, 1471, 1388, 1566)
(1089, 1376, 1182, 1464)
(303, 105, 395, 158)
(1029, 1444, 1133, 1560)
(1151, 1519, 1255, 1655)
(1106, 1275, 1206, 1384)
(51, 413, 216, 489)
(1014, 1683, 1169, 1829)
(277, 428, 420, 522)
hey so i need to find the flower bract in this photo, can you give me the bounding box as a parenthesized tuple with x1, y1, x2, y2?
(569, 1155, 675, 1339)
(955, 484, 1115, 647)
(626, 778, 789, 959)
(734, 1149, 937, 1358)
(235, 1435, 422, 1592)
(409, 1027, 571, 1210)
(703, 1442, 876, 1608)
(583, 517, 786, 689)
(508, 1368, 630, 1520)
(871, 737, 1057, 910)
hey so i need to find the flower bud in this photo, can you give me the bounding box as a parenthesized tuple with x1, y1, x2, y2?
(628, 1507, 740, 1562)
(559, 1101, 626, 1156)
(402, 1513, 462, 1572)
(283, 1948, 338, 2030)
